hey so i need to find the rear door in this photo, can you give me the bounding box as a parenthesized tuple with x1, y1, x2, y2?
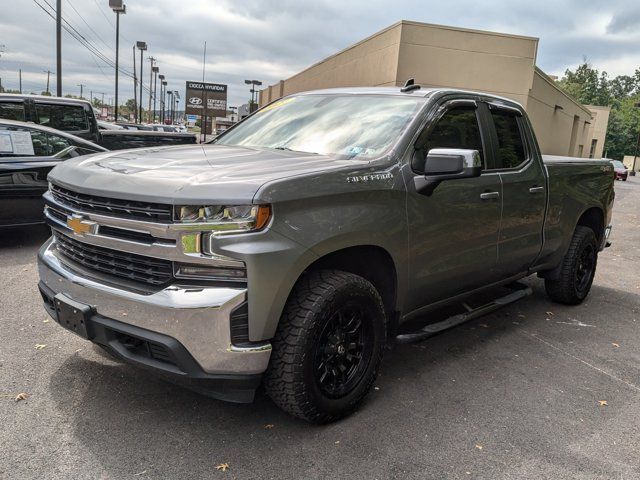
(484, 103, 546, 276)
(405, 99, 502, 311)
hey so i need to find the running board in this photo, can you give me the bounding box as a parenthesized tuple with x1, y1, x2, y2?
(395, 282, 532, 344)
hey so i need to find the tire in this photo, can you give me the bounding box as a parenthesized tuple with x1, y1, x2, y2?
(265, 270, 386, 423)
(545, 226, 598, 305)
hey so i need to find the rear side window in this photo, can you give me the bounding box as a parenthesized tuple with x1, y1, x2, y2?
(0, 102, 26, 121)
(35, 103, 89, 132)
(490, 109, 526, 169)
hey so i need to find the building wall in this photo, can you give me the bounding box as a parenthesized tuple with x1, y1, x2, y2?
(259, 23, 402, 105)
(259, 20, 609, 158)
(395, 21, 537, 108)
(583, 105, 611, 159)
(622, 155, 640, 172)
(526, 68, 594, 157)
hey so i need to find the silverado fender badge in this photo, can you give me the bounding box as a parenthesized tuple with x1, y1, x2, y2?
(347, 172, 393, 183)
(67, 214, 98, 235)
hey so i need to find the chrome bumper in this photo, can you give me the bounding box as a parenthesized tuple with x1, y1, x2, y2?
(37, 238, 271, 375)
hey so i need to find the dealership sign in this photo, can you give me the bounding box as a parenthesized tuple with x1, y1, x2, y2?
(185, 81, 227, 117)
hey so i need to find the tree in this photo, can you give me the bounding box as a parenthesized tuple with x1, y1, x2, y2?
(556, 61, 640, 160)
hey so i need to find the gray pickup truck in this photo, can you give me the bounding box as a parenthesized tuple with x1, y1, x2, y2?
(37, 86, 614, 423)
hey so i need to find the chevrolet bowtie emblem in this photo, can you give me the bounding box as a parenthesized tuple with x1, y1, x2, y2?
(67, 214, 98, 235)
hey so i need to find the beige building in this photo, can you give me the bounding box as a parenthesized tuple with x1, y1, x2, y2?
(259, 20, 609, 158)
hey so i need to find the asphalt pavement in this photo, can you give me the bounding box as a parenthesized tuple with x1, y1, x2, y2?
(1, 178, 639, 479)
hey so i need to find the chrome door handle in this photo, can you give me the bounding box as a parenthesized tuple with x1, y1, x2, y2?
(529, 186, 545, 194)
(480, 191, 500, 200)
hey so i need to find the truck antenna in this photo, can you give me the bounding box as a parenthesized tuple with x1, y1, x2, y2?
(401, 78, 420, 92)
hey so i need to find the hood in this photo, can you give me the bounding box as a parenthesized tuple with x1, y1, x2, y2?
(49, 144, 362, 204)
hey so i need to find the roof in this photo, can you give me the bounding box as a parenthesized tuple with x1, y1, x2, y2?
(0, 93, 92, 106)
(289, 86, 526, 109)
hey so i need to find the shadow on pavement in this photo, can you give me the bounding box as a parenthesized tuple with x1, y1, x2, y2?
(45, 279, 640, 478)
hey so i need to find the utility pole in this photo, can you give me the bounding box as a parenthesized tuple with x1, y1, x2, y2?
(148, 56, 155, 122)
(136, 42, 147, 123)
(152, 66, 159, 123)
(44, 70, 52, 95)
(110, 1, 126, 122)
(132, 45, 137, 123)
(77, 83, 85, 99)
(56, 0, 62, 96)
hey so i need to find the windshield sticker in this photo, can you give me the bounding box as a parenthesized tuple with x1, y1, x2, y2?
(0, 132, 12, 153)
(0, 131, 34, 155)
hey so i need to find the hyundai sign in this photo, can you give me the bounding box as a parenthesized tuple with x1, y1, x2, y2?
(185, 81, 227, 117)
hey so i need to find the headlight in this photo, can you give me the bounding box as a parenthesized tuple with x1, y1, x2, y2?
(175, 204, 271, 234)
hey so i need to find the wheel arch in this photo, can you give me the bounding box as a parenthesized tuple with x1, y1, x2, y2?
(576, 206, 605, 246)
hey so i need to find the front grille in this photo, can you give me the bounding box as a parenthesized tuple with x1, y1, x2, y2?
(51, 184, 173, 222)
(55, 233, 173, 287)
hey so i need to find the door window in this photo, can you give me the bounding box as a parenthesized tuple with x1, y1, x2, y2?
(414, 106, 484, 172)
(35, 103, 89, 131)
(489, 109, 526, 169)
(0, 125, 74, 158)
(0, 102, 26, 121)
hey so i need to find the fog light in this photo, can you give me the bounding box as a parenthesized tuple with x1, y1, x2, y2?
(174, 261, 246, 282)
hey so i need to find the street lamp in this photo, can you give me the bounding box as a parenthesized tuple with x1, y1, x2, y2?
(173, 90, 180, 124)
(136, 41, 147, 123)
(166, 91, 173, 125)
(152, 66, 159, 123)
(161, 79, 167, 123)
(109, 0, 126, 122)
(158, 74, 165, 122)
(244, 79, 262, 112)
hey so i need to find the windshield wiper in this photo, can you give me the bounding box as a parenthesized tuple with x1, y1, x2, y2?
(273, 146, 319, 155)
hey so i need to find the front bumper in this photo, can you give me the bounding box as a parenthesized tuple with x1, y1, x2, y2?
(37, 238, 272, 401)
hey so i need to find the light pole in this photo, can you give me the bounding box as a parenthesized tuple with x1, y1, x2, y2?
(161, 79, 167, 123)
(158, 74, 165, 123)
(109, 0, 126, 122)
(152, 66, 159, 123)
(173, 90, 179, 124)
(167, 91, 173, 124)
(244, 79, 262, 112)
(56, 0, 62, 96)
(136, 41, 147, 123)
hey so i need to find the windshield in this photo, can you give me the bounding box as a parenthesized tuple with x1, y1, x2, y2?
(611, 160, 625, 168)
(214, 94, 425, 159)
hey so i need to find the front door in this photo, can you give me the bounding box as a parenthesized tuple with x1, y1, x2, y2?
(405, 100, 502, 312)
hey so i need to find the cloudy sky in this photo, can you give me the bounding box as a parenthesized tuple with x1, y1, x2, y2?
(1, 0, 640, 108)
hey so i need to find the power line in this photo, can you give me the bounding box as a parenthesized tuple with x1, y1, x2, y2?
(33, 0, 152, 95)
(65, 0, 114, 54)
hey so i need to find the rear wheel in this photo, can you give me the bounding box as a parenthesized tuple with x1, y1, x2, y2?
(265, 270, 386, 423)
(545, 226, 598, 305)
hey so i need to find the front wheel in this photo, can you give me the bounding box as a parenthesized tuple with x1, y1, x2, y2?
(545, 226, 598, 305)
(265, 270, 386, 423)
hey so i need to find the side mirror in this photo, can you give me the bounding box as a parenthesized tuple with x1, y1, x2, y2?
(414, 148, 482, 196)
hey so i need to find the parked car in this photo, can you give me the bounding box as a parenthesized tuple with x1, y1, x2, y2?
(0, 119, 107, 228)
(0, 94, 196, 150)
(609, 159, 628, 181)
(37, 87, 614, 423)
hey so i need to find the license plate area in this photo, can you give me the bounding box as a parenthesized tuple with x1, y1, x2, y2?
(54, 293, 94, 339)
